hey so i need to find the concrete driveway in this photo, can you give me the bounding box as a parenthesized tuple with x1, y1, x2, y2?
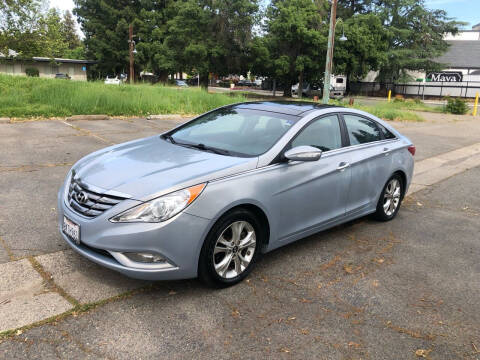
(1, 114, 480, 359)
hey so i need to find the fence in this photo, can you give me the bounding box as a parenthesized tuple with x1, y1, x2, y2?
(350, 82, 480, 99)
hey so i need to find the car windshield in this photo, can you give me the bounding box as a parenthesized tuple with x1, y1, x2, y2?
(168, 107, 298, 157)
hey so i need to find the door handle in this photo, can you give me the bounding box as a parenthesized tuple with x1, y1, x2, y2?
(383, 147, 390, 156)
(337, 162, 350, 171)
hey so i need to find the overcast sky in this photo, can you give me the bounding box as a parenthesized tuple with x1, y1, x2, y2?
(49, 0, 479, 33)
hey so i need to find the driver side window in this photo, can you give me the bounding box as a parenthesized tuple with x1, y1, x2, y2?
(291, 114, 342, 152)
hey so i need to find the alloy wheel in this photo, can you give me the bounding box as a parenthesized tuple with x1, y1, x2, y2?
(383, 178, 401, 216)
(213, 221, 256, 279)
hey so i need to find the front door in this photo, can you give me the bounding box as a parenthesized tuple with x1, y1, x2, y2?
(268, 114, 351, 242)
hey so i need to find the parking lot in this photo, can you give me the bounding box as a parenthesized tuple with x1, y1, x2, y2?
(1, 113, 480, 359)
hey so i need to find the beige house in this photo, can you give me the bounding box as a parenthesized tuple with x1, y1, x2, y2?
(0, 56, 95, 81)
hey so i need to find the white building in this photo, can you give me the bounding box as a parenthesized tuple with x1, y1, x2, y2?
(360, 24, 480, 98)
(0, 51, 95, 81)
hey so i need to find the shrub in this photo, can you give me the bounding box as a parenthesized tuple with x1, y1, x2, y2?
(393, 95, 405, 102)
(445, 97, 469, 115)
(25, 67, 39, 77)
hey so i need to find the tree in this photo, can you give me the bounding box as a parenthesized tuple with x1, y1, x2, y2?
(74, 0, 144, 78)
(0, 0, 47, 57)
(333, 14, 388, 89)
(62, 10, 81, 50)
(165, 0, 259, 89)
(258, 0, 327, 97)
(134, 1, 178, 82)
(39, 8, 69, 58)
(1, 1, 85, 59)
(355, 0, 461, 82)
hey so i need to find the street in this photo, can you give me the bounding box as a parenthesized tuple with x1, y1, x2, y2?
(1, 113, 480, 359)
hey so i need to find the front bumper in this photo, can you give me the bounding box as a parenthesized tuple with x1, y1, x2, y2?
(57, 187, 212, 281)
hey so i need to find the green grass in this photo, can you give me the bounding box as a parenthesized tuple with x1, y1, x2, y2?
(0, 75, 246, 118)
(330, 99, 425, 122)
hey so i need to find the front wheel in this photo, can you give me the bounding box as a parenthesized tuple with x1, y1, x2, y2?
(198, 209, 263, 288)
(374, 174, 404, 221)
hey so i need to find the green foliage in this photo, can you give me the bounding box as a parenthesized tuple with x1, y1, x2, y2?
(62, 10, 81, 50)
(329, 99, 424, 121)
(444, 97, 469, 115)
(25, 67, 39, 77)
(165, 0, 259, 88)
(73, 0, 143, 77)
(0, 1, 83, 59)
(370, 0, 462, 82)
(0, 0, 46, 57)
(0, 74, 246, 118)
(333, 14, 388, 81)
(254, 0, 326, 96)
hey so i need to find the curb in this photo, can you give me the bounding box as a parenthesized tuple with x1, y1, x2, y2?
(146, 114, 191, 120)
(66, 115, 110, 121)
(0, 117, 11, 124)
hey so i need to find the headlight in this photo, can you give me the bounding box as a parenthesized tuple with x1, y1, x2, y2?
(63, 170, 73, 201)
(109, 183, 206, 223)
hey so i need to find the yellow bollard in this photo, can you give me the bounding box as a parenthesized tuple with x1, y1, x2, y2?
(473, 92, 479, 116)
(388, 90, 392, 103)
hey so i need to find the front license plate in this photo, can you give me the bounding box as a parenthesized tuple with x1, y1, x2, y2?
(63, 216, 80, 245)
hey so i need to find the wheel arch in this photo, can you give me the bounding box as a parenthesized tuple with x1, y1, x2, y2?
(207, 202, 271, 252)
(392, 169, 408, 199)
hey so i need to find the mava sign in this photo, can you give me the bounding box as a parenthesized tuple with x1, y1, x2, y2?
(426, 72, 463, 82)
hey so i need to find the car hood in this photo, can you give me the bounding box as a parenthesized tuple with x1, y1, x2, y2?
(73, 136, 258, 201)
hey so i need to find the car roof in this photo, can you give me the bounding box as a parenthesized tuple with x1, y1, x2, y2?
(233, 101, 340, 116)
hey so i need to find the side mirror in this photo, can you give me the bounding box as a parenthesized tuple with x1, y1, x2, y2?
(284, 146, 322, 162)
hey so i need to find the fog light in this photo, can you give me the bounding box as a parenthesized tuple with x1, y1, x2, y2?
(124, 252, 165, 263)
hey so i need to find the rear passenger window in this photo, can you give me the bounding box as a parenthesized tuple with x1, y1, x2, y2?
(377, 124, 396, 139)
(291, 115, 342, 152)
(344, 115, 382, 145)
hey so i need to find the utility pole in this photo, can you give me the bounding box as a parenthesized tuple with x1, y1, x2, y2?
(129, 24, 134, 84)
(322, 0, 338, 104)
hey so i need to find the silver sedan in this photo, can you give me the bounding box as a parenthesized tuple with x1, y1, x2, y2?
(58, 101, 415, 287)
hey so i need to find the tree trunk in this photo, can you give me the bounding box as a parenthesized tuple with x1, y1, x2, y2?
(283, 79, 292, 97)
(272, 78, 276, 97)
(158, 71, 168, 84)
(346, 72, 351, 95)
(200, 72, 209, 90)
(298, 71, 303, 99)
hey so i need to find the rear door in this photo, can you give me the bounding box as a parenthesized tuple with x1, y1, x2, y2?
(341, 114, 393, 215)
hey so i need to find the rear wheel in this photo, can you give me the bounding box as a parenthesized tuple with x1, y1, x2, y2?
(198, 209, 263, 288)
(374, 174, 404, 221)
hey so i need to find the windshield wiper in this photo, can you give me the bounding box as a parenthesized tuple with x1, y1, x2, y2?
(180, 142, 231, 156)
(163, 134, 176, 144)
(163, 135, 231, 156)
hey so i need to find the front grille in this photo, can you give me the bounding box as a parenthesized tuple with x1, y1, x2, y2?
(67, 180, 126, 218)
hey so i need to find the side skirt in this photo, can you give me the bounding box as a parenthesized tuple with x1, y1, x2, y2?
(265, 206, 376, 253)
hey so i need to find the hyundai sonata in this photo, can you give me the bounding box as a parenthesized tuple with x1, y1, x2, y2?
(58, 101, 415, 287)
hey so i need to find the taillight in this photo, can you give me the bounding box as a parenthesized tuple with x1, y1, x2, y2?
(408, 145, 416, 156)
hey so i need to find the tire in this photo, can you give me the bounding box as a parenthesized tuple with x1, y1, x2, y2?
(374, 174, 404, 222)
(198, 208, 263, 288)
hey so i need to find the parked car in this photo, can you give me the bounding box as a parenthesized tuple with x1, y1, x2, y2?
(292, 82, 312, 97)
(58, 101, 414, 287)
(55, 73, 70, 80)
(104, 76, 121, 85)
(175, 79, 189, 87)
(187, 77, 199, 86)
(292, 75, 347, 98)
(237, 79, 254, 87)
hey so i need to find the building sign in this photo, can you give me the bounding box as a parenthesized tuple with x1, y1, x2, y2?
(82, 66, 86, 71)
(426, 72, 463, 82)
